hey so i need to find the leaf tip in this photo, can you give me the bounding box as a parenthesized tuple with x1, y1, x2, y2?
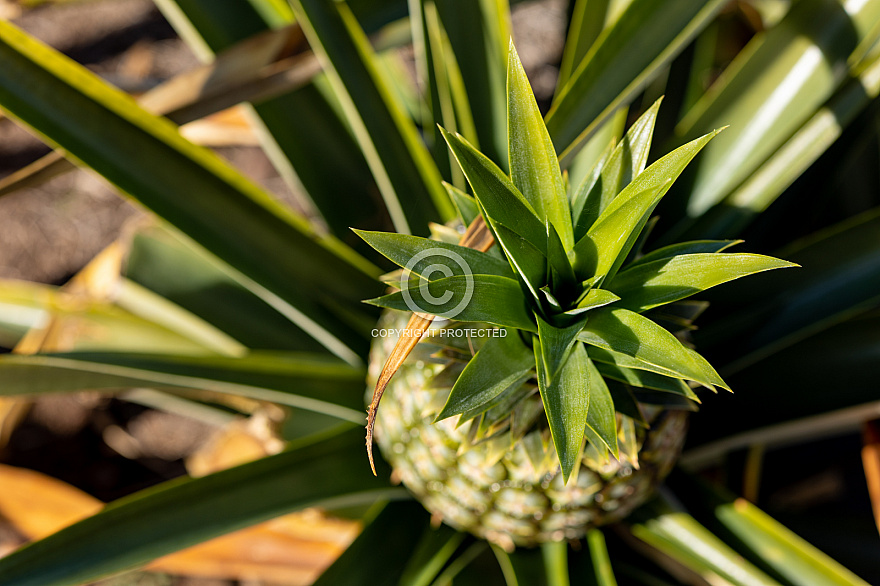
(366, 406, 378, 476)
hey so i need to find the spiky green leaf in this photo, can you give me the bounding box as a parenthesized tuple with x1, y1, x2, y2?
(629, 497, 782, 586)
(355, 230, 515, 279)
(585, 529, 618, 586)
(579, 308, 728, 390)
(566, 288, 620, 316)
(536, 314, 588, 383)
(595, 361, 698, 400)
(493, 223, 548, 301)
(441, 127, 548, 252)
(629, 240, 742, 268)
(572, 98, 661, 239)
(535, 340, 591, 481)
(0, 428, 401, 586)
(507, 41, 573, 249)
(0, 19, 380, 363)
(0, 351, 367, 423)
(437, 330, 533, 420)
(547, 0, 726, 161)
(445, 182, 481, 225)
(367, 274, 534, 331)
(289, 0, 454, 233)
(609, 253, 797, 312)
(571, 130, 720, 282)
(584, 355, 618, 456)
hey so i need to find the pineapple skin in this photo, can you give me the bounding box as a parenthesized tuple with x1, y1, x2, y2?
(369, 311, 688, 549)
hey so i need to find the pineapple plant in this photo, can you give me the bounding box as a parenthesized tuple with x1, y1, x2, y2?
(360, 47, 794, 549)
(0, 0, 877, 584)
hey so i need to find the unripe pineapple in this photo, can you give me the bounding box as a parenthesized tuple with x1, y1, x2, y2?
(369, 310, 689, 549)
(359, 42, 795, 549)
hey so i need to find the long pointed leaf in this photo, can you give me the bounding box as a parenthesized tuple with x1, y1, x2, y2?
(595, 360, 697, 400)
(125, 224, 331, 353)
(629, 239, 741, 267)
(355, 230, 515, 279)
(676, 0, 880, 217)
(0, 428, 402, 586)
(0, 351, 367, 423)
(290, 0, 454, 233)
(571, 131, 719, 282)
(585, 529, 618, 586)
(367, 274, 534, 331)
(629, 496, 780, 586)
(692, 56, 880, 239)
(437, 330, 533, 420)
(673, 475, 872, 586)
(441, 127, 548, 252)
(584, 355, 618, 456)
(154, 1, 384, 248)
(0, 20, 380, 363)
(508, 41, 573, 248)
(535, 340, 591, 481)
(572, 98, 661, 239)
(578, 308, 728, 390)
(546, 0, 726, 162)
(434, 0, 510, 166)
(557, 0, 611, 90)
(493, 223, 548, 300)
(609, 253, 797, 312)
(536, 314, 586, 383)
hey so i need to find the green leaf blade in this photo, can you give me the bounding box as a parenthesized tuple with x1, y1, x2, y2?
(595, 360, 698, 401)
(354, 230, 515, 279)
(566, 288, 620, 316)
(367, 274, 535, 331)
(0, 19, 381, 363)
(629, 497, 781, 586)
(437, 330, 533, 420)
(717, 498, 872, 586)
(290, 0, 454, 233)
(535, 340, 591, 481)
(507, 41, 573, 249)
(0, 351, 368, 423)
(536, 314, 588, 384)
(494, 223, 549, 299)
(629, 240, 742, 268)
(572, 98, 661, 239)
(609, 253, 798, 312)
(571, 130, 720, 283)
(578, 308, 728, 391)
(584, 356, 618, 457)
(546, 0, 726, 161)
(0, 428, 401, 586)
(440, 127, 548, 252)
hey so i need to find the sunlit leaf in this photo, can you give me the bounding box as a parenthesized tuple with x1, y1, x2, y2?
(609, 253, 797, 312)
(508, 41, 573, 248)
(437, 331, 533, 420)
(535, 340, 591, 481)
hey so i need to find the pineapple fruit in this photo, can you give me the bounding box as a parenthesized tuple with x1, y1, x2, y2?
(369, 310, 690, 549)
(359, 43, 796, 549)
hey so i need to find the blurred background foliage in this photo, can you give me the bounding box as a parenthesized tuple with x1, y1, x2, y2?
(0, 0, 877, 584)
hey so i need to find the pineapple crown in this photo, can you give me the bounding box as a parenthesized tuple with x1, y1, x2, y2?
(358, 41, 796, 481)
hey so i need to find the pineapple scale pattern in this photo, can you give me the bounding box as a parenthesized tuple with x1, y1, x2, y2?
(369, 311, 688, 549)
